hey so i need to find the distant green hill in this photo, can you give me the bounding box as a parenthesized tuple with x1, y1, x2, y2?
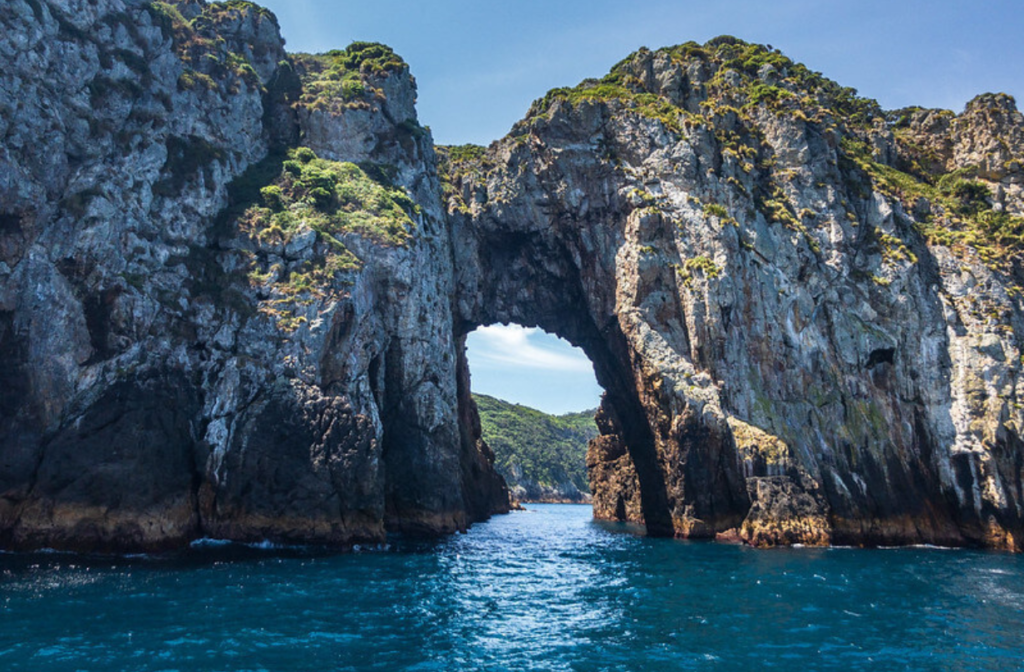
(473, 394, 598, 503)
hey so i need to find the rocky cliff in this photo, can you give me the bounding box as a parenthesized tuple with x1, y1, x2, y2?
(0, 0, 507, 552)
(2, 4, 1022, 552)
(443, 39, 1024, 550)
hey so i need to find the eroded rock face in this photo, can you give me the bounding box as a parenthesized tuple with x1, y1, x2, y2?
(442, 41, 1024, 550)
(0, 0, 507, 552)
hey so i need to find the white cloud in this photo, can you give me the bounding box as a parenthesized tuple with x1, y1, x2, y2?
(468, 324, 594, 373)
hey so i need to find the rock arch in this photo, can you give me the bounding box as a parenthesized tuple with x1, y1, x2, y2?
(445, 150, 751, 539)
(441, 77, 1024, 550)
(451, 216, 678, 535)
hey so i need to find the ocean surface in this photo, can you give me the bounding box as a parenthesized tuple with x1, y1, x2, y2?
(1, 504, 1023, 671)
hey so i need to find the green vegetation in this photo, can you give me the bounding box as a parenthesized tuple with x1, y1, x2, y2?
(693, 40, 881, 124)
(703, 203, 730, 220)
(436, 144, 494, 214)
(840, 138, 1024, 271)
(685, 255, 721, 276)
(675, 254, 723, 288)
(237, 146, 417, 330)
(443, 144, 489, 163)
(524, 37, 883, 136)
(292, 42, 408, 113)
(446, 35, 1021, 280)
(474, 394, 597, 498)
(145, 1, 263, 92)
(877, 231, 918, 265)
(240, 146, 416, 247)
(195, 1, 279, 27)
(529, 75, 698, 135)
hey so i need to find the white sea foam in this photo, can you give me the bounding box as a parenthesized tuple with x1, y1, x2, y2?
(188, 538, 234, 549)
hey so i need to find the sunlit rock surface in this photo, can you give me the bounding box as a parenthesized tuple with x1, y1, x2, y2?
(443, 39, 1024, 550)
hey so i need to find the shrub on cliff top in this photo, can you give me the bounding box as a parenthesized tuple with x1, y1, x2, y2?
(240, 146, 416, 248)
(327, 42, 406, 76)
(292, 42, 410, 113)
(202, 1, 280, 27)
(523, 36, 881, 134)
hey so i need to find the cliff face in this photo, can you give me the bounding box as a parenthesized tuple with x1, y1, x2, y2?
(0, 0, 507, 552)
(443, 39, 1024, 550)
(2, 5, 1022, 552)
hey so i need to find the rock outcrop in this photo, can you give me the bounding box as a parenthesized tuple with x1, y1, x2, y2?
(0, 0, 507, 552)
(2, 6, 1022, 552)
(443, 38, 1024, 550)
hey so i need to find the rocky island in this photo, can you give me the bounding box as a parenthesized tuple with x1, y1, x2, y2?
(2, 0, 1023, 552)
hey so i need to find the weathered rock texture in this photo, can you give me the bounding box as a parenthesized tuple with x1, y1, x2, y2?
(442, 39, 1024, 550)
(2, 6, 1022, 552)
(0, 0, 507, 552)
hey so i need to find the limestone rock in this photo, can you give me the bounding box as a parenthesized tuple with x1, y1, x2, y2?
(0, 0, 508, 552)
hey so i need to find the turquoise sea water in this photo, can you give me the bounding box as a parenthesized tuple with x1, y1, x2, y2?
(2, 504, 1023, 671)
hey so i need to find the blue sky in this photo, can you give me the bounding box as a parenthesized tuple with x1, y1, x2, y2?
(465, 326, 602, 415)
(254, 0, 1023, 412)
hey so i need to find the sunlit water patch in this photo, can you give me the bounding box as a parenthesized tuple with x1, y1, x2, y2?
(2, 504, 1023, 671)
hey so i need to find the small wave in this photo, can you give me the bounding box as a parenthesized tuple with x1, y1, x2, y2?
(247, 540, 288, 550)
(32, 548, 78, 556)
(188, 537, 302, 551)
(980, 568, 1012, 576)
(189, 538, 235, 549)
(876, 544, 957, 551)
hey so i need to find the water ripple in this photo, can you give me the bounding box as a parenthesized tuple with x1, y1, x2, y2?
(1, 505, 1023, 670)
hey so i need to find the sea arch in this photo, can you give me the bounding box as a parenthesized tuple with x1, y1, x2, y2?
(447, 180, 749, 538)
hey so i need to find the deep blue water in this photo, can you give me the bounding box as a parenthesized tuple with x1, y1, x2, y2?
(2, 504, 1023, 671)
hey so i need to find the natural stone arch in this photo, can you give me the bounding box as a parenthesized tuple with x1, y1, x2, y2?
(2, 7, 1022, 554)
(446, 162, 748, 538)
(456, 309, 677, 536)
(439, 67, 1024, 550)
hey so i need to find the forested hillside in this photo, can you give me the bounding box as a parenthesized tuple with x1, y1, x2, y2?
(474, 394, 597, 503)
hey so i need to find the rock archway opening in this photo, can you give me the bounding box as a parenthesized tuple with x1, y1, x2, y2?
(446, 205, 679, 536)
(455, 318, 675, 537)
(464, 324, 601, 505)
